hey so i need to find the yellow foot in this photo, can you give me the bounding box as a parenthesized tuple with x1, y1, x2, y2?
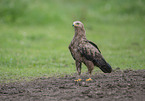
(74, 79, 82, 82)
(86, 78, 92, 81)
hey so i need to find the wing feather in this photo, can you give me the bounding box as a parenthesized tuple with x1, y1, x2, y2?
(80, 41, 112, 73)
(87, 40, 101, 53)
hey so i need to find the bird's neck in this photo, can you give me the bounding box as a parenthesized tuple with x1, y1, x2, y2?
(74, 28, 86, 40)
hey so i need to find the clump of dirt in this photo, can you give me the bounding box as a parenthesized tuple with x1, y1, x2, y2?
(0, 69, 145, 101)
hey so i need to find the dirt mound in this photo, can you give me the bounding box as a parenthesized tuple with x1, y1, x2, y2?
(0, 70, 145, 101)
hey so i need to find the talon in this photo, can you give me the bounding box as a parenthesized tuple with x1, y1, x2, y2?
(74, 79, 82, 82)
(86, 78, 92, 81)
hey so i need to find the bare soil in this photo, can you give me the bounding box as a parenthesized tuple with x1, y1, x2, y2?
(0, 69, 145, 101)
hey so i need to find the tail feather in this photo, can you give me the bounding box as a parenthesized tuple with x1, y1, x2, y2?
(99, 63, 112, 73)
(93, 58, 112, 73)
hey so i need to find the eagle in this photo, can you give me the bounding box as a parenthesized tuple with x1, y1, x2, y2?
(69, 21, 112, 81)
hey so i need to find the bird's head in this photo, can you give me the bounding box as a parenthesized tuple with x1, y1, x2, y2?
(72, 21, 84, 29)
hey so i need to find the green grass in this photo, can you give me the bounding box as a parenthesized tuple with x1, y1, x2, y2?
(0, 0, 145, 83)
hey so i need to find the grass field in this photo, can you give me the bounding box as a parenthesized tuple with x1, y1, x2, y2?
(0, 0, 145, 83)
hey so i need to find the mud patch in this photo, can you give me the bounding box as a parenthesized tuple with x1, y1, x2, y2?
(0, 70, 145, 101)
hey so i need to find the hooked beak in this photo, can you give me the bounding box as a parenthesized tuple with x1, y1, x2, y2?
(72, 23, 77, 27)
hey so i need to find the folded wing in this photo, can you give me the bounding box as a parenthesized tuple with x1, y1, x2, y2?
(80, 40, 112, 73)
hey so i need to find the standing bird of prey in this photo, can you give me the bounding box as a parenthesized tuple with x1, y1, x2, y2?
(69, 21, 112, 81)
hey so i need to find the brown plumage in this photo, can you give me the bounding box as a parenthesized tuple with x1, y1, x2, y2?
(69, 21, 112, 81)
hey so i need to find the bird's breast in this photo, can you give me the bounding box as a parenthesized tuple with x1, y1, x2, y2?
(69, 42, 82, 61)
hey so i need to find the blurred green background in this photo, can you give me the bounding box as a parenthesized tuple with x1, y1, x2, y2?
(0, 0, 145, 82)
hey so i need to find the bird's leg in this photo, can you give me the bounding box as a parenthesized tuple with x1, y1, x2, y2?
(85, 61, 94, 81)
(86, 63, 94, 81)
(86, 72, 93, 81)
(74, 61, 82, 82)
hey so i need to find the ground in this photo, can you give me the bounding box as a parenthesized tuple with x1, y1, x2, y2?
(0, 69, 145, 101)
